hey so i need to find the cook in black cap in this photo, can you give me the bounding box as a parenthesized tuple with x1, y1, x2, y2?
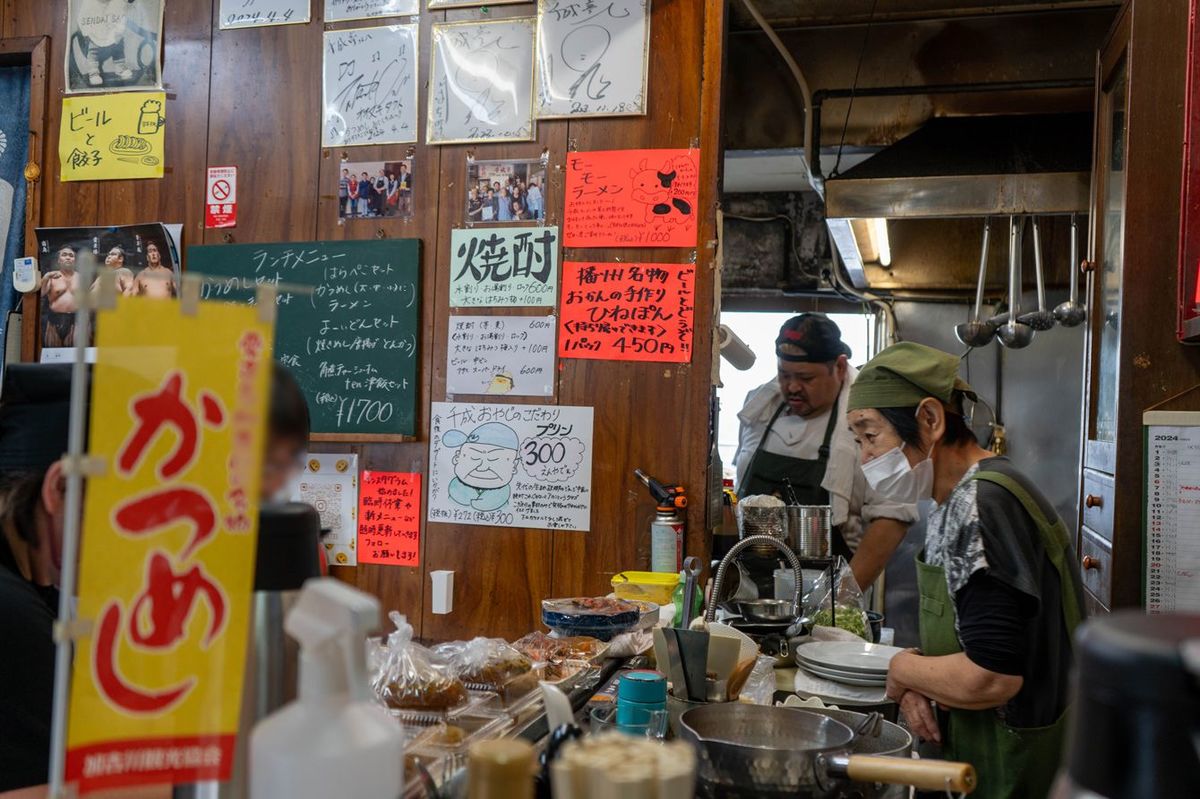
(0, 364, 79, 791)
(733, 314, 916, 586)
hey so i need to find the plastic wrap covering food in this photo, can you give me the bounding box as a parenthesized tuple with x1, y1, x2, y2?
(433, 637, 537, 701)
(511, 631, 609, 664)
(372, 612, 468, 712)
(804, 557, 871, 641)
(540, 597, 641, 641)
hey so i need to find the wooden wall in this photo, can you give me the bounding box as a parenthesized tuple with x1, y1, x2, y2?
(5, 0, 726, 640)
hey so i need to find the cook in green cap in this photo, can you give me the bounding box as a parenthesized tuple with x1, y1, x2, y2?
(847, 342, 1085, 799)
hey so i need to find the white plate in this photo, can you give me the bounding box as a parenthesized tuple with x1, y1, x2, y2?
(796, 641, 904, 673)
(792, 668, 890, 704)
(796, 653, 888, 678)
(798, 662, 888, 687)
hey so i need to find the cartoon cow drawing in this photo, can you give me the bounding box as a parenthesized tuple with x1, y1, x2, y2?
(629, 157, 695, 224)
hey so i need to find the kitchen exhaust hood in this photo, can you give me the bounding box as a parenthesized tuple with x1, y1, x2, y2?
(824, 113, 1093, 219)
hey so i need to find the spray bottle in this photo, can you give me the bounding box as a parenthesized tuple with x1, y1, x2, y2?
(250, 578, 403, 799)
(634, 469, 687, 573)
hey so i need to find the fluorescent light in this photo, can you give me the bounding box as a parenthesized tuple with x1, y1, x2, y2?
(872, 218, 892, 267)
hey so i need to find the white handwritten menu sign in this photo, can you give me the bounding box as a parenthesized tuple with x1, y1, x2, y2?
(325, 0, 418, 22)
(428, 18, 537, 144)
(428, 402, 594, 531)
(535, 0, 651, 118)
(323, 24, 419, 147)
(447, 316, 556, 397)
(450, 225, 559, 307)
(219, 0, 310, 29)
(188, 240, 421, 440)
(1144, 411, 1200, 613)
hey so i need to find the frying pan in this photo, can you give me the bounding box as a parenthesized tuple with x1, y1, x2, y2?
(679, 704, 975, 799)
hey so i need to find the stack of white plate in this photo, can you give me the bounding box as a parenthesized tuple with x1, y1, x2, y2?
(795, 641, 903, 688)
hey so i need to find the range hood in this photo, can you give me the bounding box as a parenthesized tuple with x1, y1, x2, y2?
(824, 113, 1093, 219)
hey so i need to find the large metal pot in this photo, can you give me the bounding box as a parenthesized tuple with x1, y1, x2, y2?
(679, 704, 974, 799)
(798, 708, 914, 799)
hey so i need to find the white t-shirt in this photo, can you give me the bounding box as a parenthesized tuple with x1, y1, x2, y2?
(77, 0, 127, 48)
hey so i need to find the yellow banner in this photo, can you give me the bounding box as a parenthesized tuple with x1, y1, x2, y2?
(66, 297, 272, 793)
(59, 92, 166, 182)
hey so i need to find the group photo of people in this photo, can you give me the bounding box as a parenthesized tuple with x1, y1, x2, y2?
(35, 223, 179, 350)
(465, 158, 547, 225)
(339, 159, 414, 222)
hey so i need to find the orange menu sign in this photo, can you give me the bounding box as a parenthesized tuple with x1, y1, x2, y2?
(66, 297, 271, 794)
(563, 149, 700, 248)
(558, 261, 696, 363)
(358, 471, 421, 567)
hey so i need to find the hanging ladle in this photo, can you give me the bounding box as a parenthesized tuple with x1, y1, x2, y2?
(955, 217, 998, 347)
(997, 215, 1035, 349)
(1054, 212, 1087, 327)
(1018, 215, 1057, 331)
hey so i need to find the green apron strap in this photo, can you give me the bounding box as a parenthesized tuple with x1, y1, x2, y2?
(970, 470, 1082, 632)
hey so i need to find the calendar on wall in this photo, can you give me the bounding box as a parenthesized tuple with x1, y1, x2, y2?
(1143, 410, 1200, 613)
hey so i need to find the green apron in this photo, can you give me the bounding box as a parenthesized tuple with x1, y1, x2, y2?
(740, 399, 852, 558)
(915, 470, 1082, 799)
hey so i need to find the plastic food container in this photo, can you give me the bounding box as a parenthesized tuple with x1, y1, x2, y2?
(611, 571, 680, 606)
(541, 597, 641, 641)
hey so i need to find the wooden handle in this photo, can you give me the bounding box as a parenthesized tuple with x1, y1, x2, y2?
(1085, 494, 1103, 509)
(1080, 259, 1097, 273)
(844, 755, 977, 794)
(1082, 555, 1102, 571)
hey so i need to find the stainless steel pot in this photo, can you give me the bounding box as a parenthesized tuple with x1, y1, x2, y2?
(679, 704, 974, 799)
(799, 708, 914, 799)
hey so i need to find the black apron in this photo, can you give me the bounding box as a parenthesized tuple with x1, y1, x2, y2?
(739, 399, 852, 559)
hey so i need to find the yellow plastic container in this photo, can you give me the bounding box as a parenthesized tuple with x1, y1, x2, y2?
(611, 571, 680, 606)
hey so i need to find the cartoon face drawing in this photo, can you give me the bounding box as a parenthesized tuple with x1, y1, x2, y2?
(629, 160, 672, 207)
(453, 442, 518, 489)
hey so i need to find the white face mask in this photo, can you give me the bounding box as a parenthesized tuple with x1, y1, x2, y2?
(861, 443, 934, 505)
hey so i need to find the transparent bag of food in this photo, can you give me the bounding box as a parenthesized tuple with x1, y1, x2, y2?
(432, 636, 536, 699)
(372, 611, 468, 712)
(803, 557, 871, 641)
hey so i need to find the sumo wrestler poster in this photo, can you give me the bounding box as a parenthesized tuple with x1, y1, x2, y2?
(427, 402, 593, 531)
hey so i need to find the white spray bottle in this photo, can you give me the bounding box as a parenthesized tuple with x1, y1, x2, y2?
(250, 578, 403, 799)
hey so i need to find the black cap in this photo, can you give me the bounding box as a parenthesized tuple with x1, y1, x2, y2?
(254, 502, 323, 592)
(775, 314, 852, 363)
(0, 364, 82, 473)
(1063, 611, 1200, 796)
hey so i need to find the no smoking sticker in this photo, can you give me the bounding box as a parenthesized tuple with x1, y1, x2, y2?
(205, 166, 238, 229)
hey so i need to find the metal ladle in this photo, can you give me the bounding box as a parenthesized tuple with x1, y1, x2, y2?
(1019, 216, 1057, 331)
(955, 217, 998, 347)
(1054, 213, 1088, 327)
(997, 216, 1035, 349)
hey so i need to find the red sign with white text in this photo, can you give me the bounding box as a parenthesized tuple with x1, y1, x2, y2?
(358, 471, 421, 567)
(205, 166, 237, 229)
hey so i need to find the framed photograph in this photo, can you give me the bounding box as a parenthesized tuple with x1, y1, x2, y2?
(428, 18, 536, 145)
(326, 0, 418, 23)
(35, 223, 180, 353)
(218, 0, 311, 29)
(323, 24, 419, 147)
(535, 0, 650, 119)
(340, 159, 415, 222)
(464, 158, 548, 225)
(428, 0, 527, 7)
(66, 0, 164, 93)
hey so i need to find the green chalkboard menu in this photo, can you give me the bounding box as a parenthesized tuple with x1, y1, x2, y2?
(187, 240, 421, 440)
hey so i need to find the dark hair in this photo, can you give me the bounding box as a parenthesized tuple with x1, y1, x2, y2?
(0, 471, 46, 546)
(270, 363, 310, 446)
(879, 396, 977, 450)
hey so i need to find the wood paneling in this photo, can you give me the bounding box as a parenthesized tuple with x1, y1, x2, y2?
(6, 0, 726, 640)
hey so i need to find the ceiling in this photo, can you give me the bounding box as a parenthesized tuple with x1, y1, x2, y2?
(729, 0, 1123, 29)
